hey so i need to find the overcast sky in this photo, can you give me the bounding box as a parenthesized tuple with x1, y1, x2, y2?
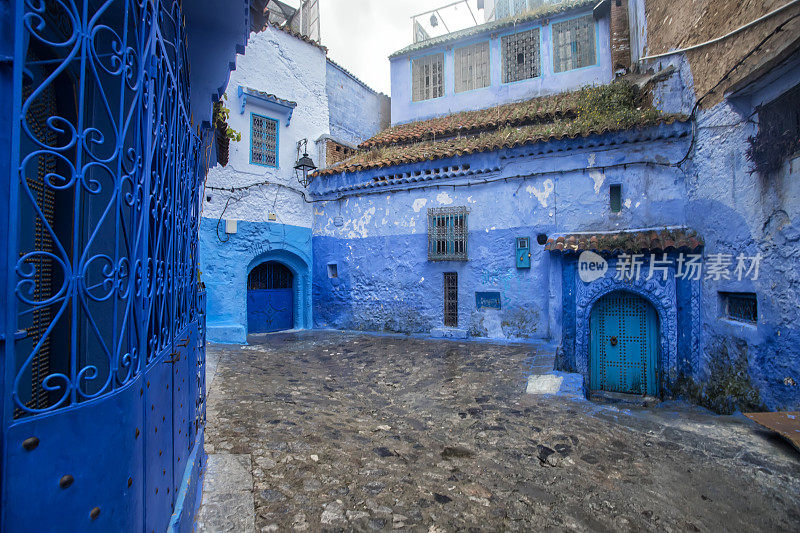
(286, 0, 486, 95)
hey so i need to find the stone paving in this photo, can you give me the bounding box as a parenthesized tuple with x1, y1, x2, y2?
(197, 331, 800, 532)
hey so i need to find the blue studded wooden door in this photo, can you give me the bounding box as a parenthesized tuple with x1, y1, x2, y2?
(590, 292, 658, 396)
(247, 262, 294, 333)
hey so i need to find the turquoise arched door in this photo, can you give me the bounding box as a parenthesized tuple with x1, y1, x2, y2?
(590, 292, 659, 396)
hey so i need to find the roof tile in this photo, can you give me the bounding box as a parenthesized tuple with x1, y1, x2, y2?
(544, 229, 704, 254)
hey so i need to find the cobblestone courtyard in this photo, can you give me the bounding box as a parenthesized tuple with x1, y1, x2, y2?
(197, 332, 800, 532)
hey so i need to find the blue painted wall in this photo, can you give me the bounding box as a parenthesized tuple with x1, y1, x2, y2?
(311, 124, 691, 344)
(646, 51, 800, 411)
(199, 218, 313, 344)
(390, 7, 612, 125)
(326, 60, 389, 146)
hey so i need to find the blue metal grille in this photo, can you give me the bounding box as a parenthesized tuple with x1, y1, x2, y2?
(251, 113, 278, 167)
(6, 0, 203, 419)
(428, 206, 469, 261)
(2, 1, 211, 529)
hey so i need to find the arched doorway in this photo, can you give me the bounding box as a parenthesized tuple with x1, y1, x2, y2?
(590, 291, 659, 396)
(247, 261, 294, 333)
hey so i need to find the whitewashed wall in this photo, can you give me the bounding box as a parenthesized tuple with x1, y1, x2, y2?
(202, 26, 329, 229)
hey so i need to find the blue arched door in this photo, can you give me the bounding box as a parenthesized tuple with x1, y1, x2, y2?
(247, 262, 294, 333)
(590, 292, 659, 396)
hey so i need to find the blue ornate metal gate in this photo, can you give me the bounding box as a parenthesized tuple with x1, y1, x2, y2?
(1, 1, 210, 530)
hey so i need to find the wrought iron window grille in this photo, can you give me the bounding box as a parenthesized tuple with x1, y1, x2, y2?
(720, 292, 758, 324)
(251, 113, 279, 167)
(552, 14, 596, 73)
(428, 206, 469, 261)
(444, 272, 459, 327)
(8, 0, 206, 419)
(502, 28, 541, 83)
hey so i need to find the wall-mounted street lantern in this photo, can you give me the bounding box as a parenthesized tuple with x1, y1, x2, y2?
(294, 138, 316, 187)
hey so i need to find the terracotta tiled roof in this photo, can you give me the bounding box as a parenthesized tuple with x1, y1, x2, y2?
(361, 90, 587, 149)
(544, 229, 704, 254)
(390, 0, 596, 58)
(317, 83, 689, 177)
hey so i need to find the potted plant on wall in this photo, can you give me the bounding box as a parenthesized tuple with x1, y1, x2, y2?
(214, 94, 241, 166)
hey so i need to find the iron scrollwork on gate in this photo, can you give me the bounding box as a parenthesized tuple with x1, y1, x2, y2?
(8, 0, 205, 419)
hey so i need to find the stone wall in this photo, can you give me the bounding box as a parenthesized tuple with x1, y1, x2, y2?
(647, 45, 800, 410)
(326, 59, 390, 146)
(645, 0, 800, 107)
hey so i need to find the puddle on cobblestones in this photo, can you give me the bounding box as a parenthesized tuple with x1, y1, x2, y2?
(200, 331, 800, 532)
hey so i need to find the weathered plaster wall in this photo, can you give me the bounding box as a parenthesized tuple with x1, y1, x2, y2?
(390, 8, 612, 125)
(311, 125, 691, 344)
(201, 26, 326, 341)
(203, 26, 327, 228)
(326, 60, 389, 146)
(649, 51, 800, 410)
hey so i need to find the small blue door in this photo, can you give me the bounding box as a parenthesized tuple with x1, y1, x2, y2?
(590, 292, 658, 396)
(247, 262, 294, 333)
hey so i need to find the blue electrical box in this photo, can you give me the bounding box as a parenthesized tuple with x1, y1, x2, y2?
(516, 237, 531, 268)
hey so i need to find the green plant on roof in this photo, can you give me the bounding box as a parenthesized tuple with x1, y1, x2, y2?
(572, 81, 660, 132)
(214, 94, 242, 142)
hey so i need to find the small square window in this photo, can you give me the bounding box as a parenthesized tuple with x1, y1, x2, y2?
(327, 263, 338, 279)
(428, 207, 469, 261)
(610, 184, 622, 213)
(720, 292, 757, 324)
(251, 114, 278, 167)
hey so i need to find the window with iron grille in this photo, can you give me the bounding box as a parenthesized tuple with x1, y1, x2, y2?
(251, 113, 278, 167)
(552, 14, 596, 73)
(720, 292, 757, 324)
(428, 206, 469, 261)
(454, 41, 490, 93)
(412, 53, 445, 102)
(444, 272, 458, 327)
(502, 28, 540, 83)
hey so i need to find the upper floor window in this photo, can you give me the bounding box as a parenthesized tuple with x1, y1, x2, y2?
(428, 206, 469, 261)
(412, 53, 444, 102)
(502, 28, 541, 83)
(455, 41, 490, 93)
(552, 14, 596, 73)
(251, 114, 278, 167)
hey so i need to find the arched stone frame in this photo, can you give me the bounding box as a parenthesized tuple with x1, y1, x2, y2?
(246, 248, 312, 332)
(575, 273, 678, 395)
